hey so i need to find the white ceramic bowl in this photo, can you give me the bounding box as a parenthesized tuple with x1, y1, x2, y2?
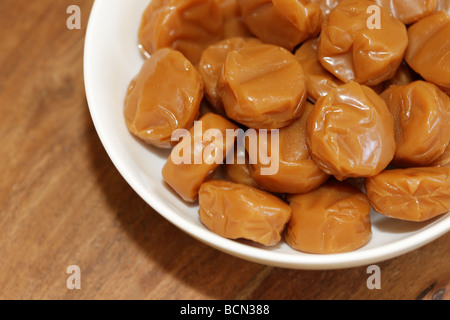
(84, 0, 450, 270)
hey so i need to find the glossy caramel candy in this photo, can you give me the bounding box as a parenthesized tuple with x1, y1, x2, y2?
(238, 0, 322, 51)
(225, 161, 259, 188)
(198, 179, 291, 246)
(285, 180, 372, 254)
(318, 0, 408, 86)
(162, 113, 238, 202)
(405, 11, 450, 95)
(432, 145, 450, 168)
(436, 0, 450, 14)
(311, 0, 341, 19)
(197, 37, 261, 114)
(138, 0, 223, 64)
(220, 0, 253, 39)
(219, 42, 307, 129)
(225, 146, 260, 188)
(372, 0, 437, 25)
(294, 38, 343, 103)
(247, 102, 329, 194)
(124, 48, 203, 148)
(306, 82, 396, 181)
(365, 167, 450, 222)
(380, 81, 450, 167)
(381, 61, 414, 90)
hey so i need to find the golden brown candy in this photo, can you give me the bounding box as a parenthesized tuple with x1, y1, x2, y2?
(306, 82, 396, 181)
(219, 42, 307, 129)
(162, 113, 238, 202)
(318, 0, 408, 86)
(311, 0, 341, 19)
(365, 167, 450, 222)
(124, 48, 203, 148)
(380, 81, 450, 167)
(381, 61, 414, 90)
(225, 161, 259, 188)
(294, 38, 343, 103)
(225, 146, 260, 188)
(371, 0, 437, 25)
(138, 0, 223, 64)
(197, 37, 261, 114)
(405, 11, 450, 95)
(247, 102, 329, 194)
(238, 0, 322, 51)
(198, 179, 291, 246)
(436, 0, 450, 14)
(432, 144, 450, 167)
(220, 0, 254, 39)
(285, 180, 372, 254)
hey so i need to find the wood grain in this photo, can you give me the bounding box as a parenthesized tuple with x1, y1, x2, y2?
(0, 0, 448, 300)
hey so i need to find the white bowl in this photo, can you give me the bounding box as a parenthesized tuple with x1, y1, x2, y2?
(84, 0, 450, 270)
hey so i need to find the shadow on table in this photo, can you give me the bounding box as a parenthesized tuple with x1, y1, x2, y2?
(82, 101, 276, 299)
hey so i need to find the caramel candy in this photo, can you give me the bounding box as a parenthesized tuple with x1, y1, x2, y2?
(294, 38, 343, 103)
(381, 61, 414, 90)
(381, 80, 450, 167)
(306, 82, 396, 181)
(365, 167, 450, 222)
(225, 146, 260, 188)
(311, 0, 340, 19)
(162, 113, 238, 202)
(432, 144, 450, 167)
(285, 180, 372, 254)
(436, 0, 450, 15)
(220, 0, 253, 38)
(198, 179, 291, 246)
(380, 81, 450, 167)
(238, 0, 322, 51)
(318, 0, 408, 86)
(372, 0, 437, 25)
(225, 161, 259, 188)
(405, 11, 450, 95)
(247, 102, 329, 194)
(197, 37, 261, 114)
(219, 42, 307, 129)
(124, 48, 203, 148)
(138, 0, 223, 64)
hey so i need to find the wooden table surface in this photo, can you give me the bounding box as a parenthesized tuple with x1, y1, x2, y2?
(0, 0, 449, 300)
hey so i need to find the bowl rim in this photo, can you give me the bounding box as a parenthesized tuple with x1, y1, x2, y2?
(83, 0, 450, 270)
